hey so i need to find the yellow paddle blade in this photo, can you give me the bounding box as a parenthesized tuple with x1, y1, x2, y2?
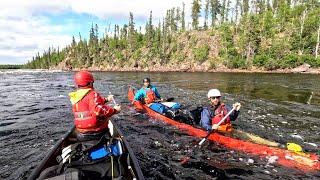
(287, 143, 303, 153)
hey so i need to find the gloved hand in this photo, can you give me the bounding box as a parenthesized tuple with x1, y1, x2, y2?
(114, 105, 121, 112)
(212, 124, 219, 130)
(106, 95, 114, 102)
(233, 102, 241, 111)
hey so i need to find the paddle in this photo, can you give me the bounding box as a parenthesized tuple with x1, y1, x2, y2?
(199, 107, 236, 146)
(109, 92, 117, 105)
(180, 107, 236, 164)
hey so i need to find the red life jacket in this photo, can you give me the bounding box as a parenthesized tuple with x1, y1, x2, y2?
(144, 88, 157, 104)
(211, 103, 232, 132)
(71, 90, 109, 133)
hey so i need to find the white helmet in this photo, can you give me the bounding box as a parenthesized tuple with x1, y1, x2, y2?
(207, 89, 221, 98)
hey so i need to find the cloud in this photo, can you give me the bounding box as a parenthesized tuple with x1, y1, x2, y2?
(0, 16, 72, 64)
(0, 1, 73, 64)
(0, 0, 197, 64)
(67, 0, 193, 20)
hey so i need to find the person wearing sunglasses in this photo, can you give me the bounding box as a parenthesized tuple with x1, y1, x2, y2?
(200, 89, 241, 132)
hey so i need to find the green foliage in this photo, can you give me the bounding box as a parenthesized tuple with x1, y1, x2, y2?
(280, 54, 301, 68)
(208, 57, 220, 69)
(132, 49, 142, 60)
(172, 52, 186, 62)
(0, 64, 24, 69)
(265, 58, 281, 70)
(300, 55, 320, 67)
(193, 44, 209, 63)
(114, 51, 124, 61)
(227, 56, 247, 69)
(253, 54, 270, 67)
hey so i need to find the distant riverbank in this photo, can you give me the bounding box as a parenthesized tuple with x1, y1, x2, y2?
(49, 63, 320, 74)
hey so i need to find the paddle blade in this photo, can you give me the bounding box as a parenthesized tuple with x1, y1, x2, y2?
(199, 138, 206, 146)
(287, 143, 303, 153)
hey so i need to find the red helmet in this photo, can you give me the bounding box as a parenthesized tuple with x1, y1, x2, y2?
(74, 70, 94, 87)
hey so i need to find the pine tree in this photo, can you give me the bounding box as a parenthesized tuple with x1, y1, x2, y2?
(204, 0, 210, 29)
(181, 2, 186, 31)
(89, 23, 95, 46)
(234, 0, 241, 23)
(210, 0, 220, 27)
(171, 8, 177, 31)
(221, 0, 230, 22)
(147, 11, 153, 42)
(95, 24, 99, 45)
(243, 0, 250, 14)
(176, 7, 181, 31)
(191, 0, 201, 30)
(128, 12, 136, 50)
(72, 36, 76, 47)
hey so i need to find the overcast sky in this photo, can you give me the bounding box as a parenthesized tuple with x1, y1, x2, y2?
(0, 0, 197, 65)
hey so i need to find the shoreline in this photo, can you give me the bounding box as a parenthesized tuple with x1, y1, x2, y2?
(3, 65, 320, 74)
(59, 66, 320, 74)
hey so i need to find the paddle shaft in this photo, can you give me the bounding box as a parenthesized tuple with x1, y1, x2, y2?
(199, 107, 236, 146)
(180, 107, 236, 164)
(109, 92, 117, 105)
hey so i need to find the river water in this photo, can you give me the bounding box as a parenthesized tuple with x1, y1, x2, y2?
(0, 70, 319, 179)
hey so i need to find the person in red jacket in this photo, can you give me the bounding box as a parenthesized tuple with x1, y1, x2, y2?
(69, 70, 121, 140)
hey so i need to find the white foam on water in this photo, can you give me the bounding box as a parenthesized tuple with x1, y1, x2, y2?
(304, 142, 318, 147)
(264, 170, 270, 174)
(247, 159, 254, 164)
(267, 156, 278, 164)
(290, 134, 304, 141)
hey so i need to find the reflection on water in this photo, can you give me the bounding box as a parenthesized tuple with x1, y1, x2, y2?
(95, 72, 319, 105)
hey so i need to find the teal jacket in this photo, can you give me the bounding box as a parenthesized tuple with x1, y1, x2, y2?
(134, 85, 161, 101)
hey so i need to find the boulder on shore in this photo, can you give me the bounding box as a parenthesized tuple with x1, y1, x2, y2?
(291, 63, 311, 73)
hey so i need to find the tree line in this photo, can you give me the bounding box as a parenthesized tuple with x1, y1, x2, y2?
(0, 64, 24, 69)
(25, 0, 320, 70)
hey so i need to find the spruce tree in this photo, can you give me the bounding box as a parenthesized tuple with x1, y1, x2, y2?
(191, 0, 201, 30)
(181, 2, 186, 31)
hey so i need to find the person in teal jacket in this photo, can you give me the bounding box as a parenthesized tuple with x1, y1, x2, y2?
(134, 78, 162, 103)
